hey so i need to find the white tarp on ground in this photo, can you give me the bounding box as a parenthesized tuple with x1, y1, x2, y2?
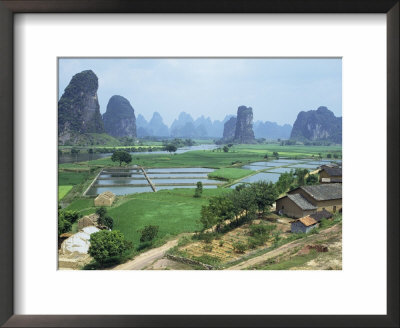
(60, 226, 100, 255)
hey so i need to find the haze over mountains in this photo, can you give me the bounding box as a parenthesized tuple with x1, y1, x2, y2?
(58, 70, 341, 145)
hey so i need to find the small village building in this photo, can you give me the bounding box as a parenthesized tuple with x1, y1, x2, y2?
(319, 166, 342, 183)
(77, 213, 100, 230)
(276, 183, 342, 218)
(276, 194, 317, 219)
(291, 216, 318, 233)
(94, 191, 116, 207)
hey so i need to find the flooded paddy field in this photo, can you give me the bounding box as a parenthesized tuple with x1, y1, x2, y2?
(85, 167, 220, 196)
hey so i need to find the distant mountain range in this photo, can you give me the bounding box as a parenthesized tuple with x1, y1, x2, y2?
(254, 121, 292, 140)
(58, 70, 340, 145)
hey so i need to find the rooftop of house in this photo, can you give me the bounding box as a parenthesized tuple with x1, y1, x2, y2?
(287, 194, 317, 210)
(321, 166, 342, 177)
(297, 183, 342, 201)
(96, 191, 116, 200)
(298, 216, 318, 227)
(290, 215, 318, 227)
(309, 209, 333, 222)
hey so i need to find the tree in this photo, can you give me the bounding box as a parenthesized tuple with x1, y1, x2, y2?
(273, 151, 279, 159)
(58, 209, 80, 236)
(58, 215, 71, 236)
(264, 153, 268, 159)
(327, 153, 332, 158)
(249, 181, 279, 215)
(194, 181, 203, 198)
(165, 144, 178, 153)
(111, 150, 132, 166)
(99, 215, 114, 229)
(306, 174, 319, 185)
(276, 171, 295, 194)
(96, 206, 107, 218)
(231, 187, 257, 222)
(139, 225, 159, 242)
(88, 230, 132, 264)
(96, 207, 114, 229)
(223, 146, 229, 153)
(200, 196, 236, 230)
(294, 168, 309, 186)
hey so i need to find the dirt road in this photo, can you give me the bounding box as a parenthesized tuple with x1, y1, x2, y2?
(112, 239, 179, 270)
(227, 224, 341, 270)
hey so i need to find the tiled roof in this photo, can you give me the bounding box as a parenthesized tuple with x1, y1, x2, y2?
(299, 183, 342, 201)
(298, 216, 318, 227)
(321, 166, 342, 177)
(287, 194, 317, 210)
(97, 191, 115, 199)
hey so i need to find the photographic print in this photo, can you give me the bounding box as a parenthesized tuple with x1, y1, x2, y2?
(58, 58, 342, 270)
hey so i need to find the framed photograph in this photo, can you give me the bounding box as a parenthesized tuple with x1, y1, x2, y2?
(0, 0, 398, 327)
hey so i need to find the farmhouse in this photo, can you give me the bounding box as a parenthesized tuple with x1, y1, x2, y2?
(291, 216, 318, 233)
(276, 183, 342, 218)
(276, 193, 317, 218)
(319, 166, 342, 183)
(94, 191, 116, 207)
(77, 213, 99, 230)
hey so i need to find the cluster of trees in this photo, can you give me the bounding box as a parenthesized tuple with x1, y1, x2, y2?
(58, 208, 80, 235)
(304, 140, 334, 146)
(111, 151, 132, 166)
(280, 139, 297, 146)
(200, 181, 279, 231)
(275, 168, 318, 194)
(162, 138, 195, 148)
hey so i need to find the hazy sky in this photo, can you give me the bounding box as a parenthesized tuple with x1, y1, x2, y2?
(58, 58, 341, 126)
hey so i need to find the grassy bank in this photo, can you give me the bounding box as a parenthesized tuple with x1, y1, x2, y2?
(208, 168, 254, 181)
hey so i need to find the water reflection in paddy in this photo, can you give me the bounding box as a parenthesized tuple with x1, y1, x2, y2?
(145, 168, 214, 173)
(100, 173, 144, 178)
(86, 186, 153, 196)
(148, 173, 208, 179)
(267, 167, 295, 174)
(286, 163, 320, 169)
(153, 179, 221, 185)
(96, 179, 149, 185)
(156, 185, 218, 191)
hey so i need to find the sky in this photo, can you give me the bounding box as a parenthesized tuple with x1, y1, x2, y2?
(58, 58, 342, 126)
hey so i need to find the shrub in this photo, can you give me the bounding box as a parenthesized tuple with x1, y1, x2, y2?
(233, 242, 247, 253)
(194, 181, 203, 198)
(203, 245, 213, 252)
(249, 223, 276, 237)
(88, 230, 132, 265)
(99, 215, 114, 229)
(219, 240, 224, 247)
(95, 207, 107, 218)
(247, 237, 259, 249)
(139, 225, 159, 242)
(63, 210, 80, 224)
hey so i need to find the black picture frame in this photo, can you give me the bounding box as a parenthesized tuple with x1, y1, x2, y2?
(0, 1, 398, 327)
